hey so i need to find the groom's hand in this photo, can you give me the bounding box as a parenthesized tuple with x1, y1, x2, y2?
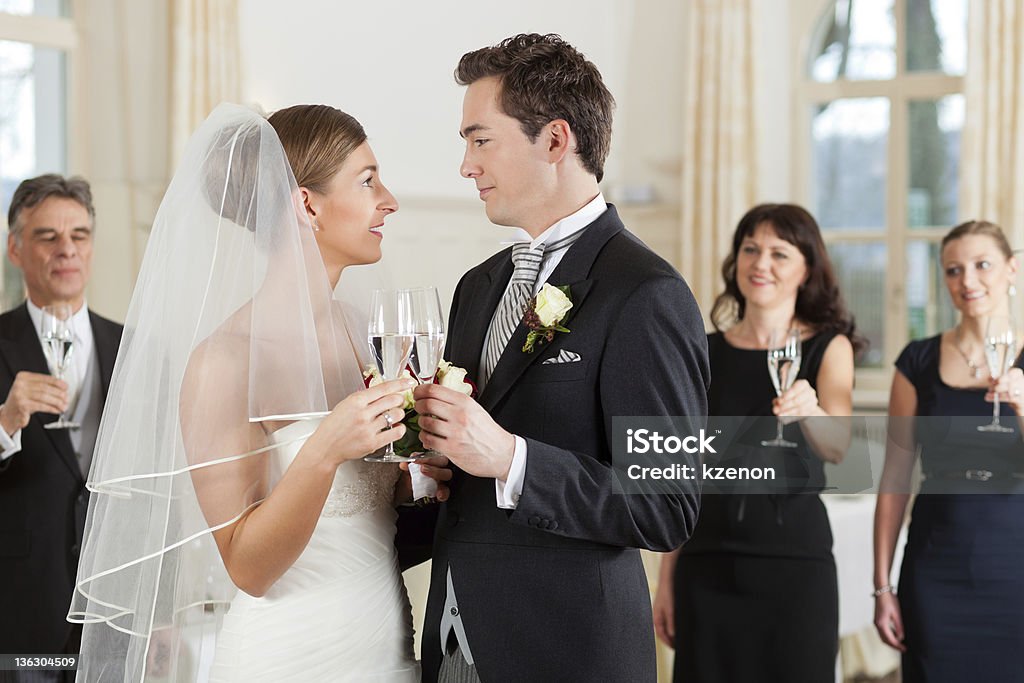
(413, 384, 515, 480)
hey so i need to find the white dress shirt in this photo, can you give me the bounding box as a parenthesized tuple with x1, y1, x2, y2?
(0, 301, 94, 460)
(483, 194, 608, 509)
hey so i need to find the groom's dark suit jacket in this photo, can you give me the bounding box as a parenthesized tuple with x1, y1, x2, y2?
(421, 206, 709, 682)
(0, 303, 122, 654)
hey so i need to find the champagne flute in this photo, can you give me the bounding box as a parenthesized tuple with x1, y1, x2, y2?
(406, 287, 446, 385)
(761, 328, 802, 448)
(978, 315, 1017, 433)
(40, 304, 80, 430)
(366, 289, 416, 462)
(406, 287, 446, 459)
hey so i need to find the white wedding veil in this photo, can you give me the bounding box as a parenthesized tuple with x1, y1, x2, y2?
(68, 103, 374, 681)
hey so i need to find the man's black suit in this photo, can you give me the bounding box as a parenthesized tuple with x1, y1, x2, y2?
(0, 303, 122, 654)
(421, 206, 709, 682)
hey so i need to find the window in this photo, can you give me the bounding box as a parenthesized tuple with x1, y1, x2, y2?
(0, 0, 74, 310)
(798, 0, 967, 396)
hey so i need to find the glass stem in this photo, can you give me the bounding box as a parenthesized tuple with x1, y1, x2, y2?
(993, 390, 1001, 424)
(775, 418, 785, 442)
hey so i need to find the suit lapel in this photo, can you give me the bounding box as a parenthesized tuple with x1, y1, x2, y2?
(448, 254, 513, 383)
(477, 206, 625, 413)
(89, 312, 119, 398)
(0, 304, 79, 480)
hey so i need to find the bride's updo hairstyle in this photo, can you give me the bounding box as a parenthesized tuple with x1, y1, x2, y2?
(202, 119, 263, 229)
(268, 104, 367, 194)
(201, 104, 366, 231)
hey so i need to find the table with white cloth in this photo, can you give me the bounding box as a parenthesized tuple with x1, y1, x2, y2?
(824, 494, 905, 682)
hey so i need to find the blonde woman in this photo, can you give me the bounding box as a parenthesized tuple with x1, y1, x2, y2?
(874, 220, 1024, 682)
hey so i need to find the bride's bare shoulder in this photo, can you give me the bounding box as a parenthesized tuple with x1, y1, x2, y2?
(181, 306, 252, 401)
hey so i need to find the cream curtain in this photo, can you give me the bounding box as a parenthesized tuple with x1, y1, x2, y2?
(960, 0, 1024, 248)
(169, 0, 241, 169)
(679, 0, 758, 319)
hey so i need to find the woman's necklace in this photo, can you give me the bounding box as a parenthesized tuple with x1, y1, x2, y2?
(953, 325, 984, 379)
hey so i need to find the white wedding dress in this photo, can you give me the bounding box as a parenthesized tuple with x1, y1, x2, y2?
(209, 418, 419, 682)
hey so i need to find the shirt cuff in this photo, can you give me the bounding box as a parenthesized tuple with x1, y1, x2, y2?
(0, 408, 22, 461)
(495, 436, 527, 509)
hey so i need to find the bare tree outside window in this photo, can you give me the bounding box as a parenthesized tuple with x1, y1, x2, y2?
(801, 0, 966, 376)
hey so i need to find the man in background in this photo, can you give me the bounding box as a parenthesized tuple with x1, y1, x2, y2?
(0, 175, 122, 682)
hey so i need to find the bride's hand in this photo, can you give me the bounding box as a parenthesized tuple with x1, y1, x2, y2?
(307, 378, 416, 465)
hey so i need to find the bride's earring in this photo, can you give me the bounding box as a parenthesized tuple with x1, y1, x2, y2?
(311, 218, 321, 232)
(1010, 284, 1017, 297)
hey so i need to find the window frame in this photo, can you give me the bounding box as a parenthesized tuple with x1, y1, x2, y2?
(794, 0, 965, 406)
(0, 8, 80, 167)
(0, 3, 80, 305)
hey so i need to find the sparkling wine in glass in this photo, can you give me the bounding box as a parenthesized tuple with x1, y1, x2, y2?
(406, 287, 446, 384)
(405, 287, 446, 459)
(761, 328, 802, 448)
(366, 289, 415, 462)
(41, 304, 80, 430)
(979, 316, 1016, 433)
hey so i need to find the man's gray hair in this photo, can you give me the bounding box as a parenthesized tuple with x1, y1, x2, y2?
(7, 174, 95, 244)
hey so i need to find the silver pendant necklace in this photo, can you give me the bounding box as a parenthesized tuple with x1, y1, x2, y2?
(953, 325, 984, 379)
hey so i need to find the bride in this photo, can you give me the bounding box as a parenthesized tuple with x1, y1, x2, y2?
(69, 104, 423, 681)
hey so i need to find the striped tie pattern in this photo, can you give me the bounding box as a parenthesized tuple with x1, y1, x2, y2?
(481, 229, 587, 384)
(482, 242, 543, 383)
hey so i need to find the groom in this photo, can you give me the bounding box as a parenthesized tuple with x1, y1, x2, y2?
(412, 34, 709, 682)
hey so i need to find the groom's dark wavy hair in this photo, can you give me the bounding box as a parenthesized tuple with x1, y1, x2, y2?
(455, 33, 615, 182)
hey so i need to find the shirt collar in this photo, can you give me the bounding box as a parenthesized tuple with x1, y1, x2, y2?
(503, 193, 607, 250)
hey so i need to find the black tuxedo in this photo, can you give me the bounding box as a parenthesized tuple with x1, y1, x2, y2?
(0, 303, 122, 654)
(421, 206, 709, 682)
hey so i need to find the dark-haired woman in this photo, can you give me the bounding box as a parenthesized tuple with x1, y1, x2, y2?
(874, 220, 1024, 682)
(653, 203, 858, 682)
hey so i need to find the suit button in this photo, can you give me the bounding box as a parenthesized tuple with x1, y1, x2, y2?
(528, 516, 540, 526)
(549, 520, 559, 530)
(71, 544, 80, 557)
(450, 607, 459, 616)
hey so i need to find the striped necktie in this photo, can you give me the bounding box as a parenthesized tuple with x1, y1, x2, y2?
(481, 229, 586, 384)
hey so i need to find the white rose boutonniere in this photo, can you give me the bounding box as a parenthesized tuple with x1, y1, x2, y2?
(436, 360, 474, 395)
(522, 283, 573, 353)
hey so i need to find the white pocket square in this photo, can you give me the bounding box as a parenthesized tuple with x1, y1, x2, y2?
(542, 350, 582, 364)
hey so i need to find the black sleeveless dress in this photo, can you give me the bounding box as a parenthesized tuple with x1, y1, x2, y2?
(894, 336, 1024, 683)
(673, 331, 839, 683)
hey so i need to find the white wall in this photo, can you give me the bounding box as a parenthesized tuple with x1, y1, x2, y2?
(240, 0, 652, 201)
(80, 0, 808, 324)
(236, 0, 692, 313)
